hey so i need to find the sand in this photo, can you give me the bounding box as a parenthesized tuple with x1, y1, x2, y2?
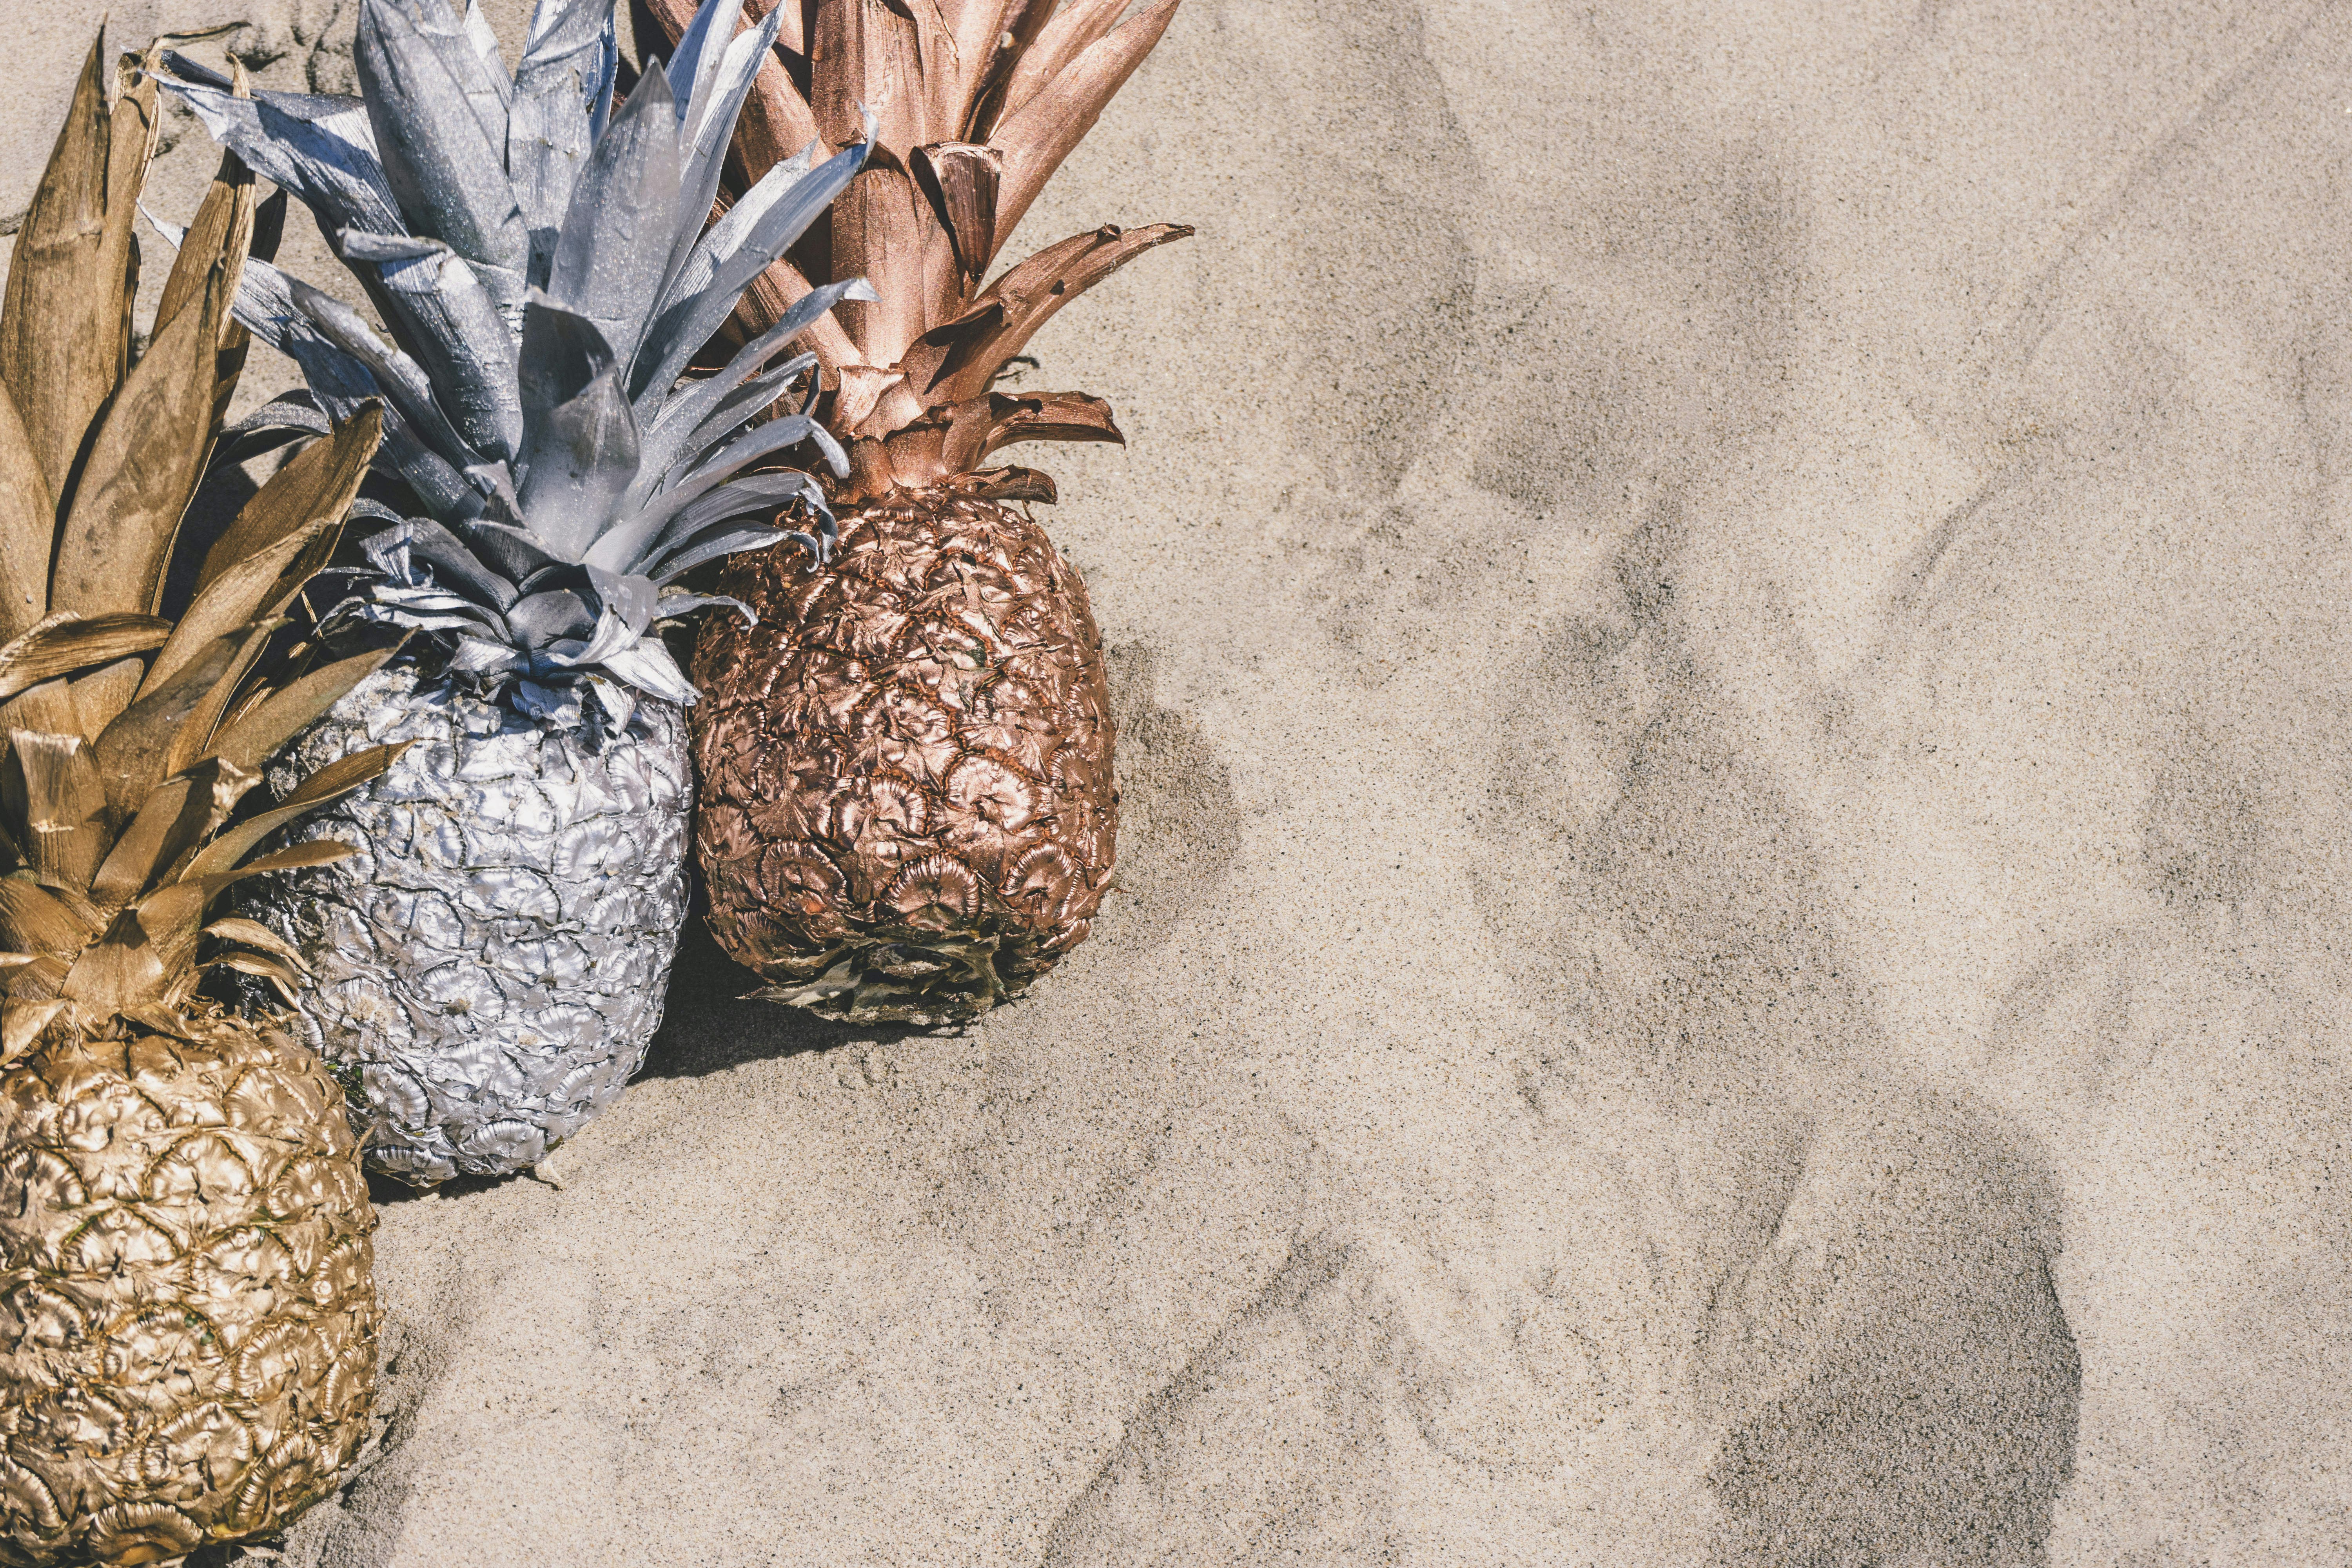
(7, 0, 2351, 1561)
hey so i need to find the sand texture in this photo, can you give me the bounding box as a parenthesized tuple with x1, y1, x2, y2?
(7, 0, 2351, 1562)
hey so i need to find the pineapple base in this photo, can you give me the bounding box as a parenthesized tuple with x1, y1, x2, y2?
(245, 664, 692, 1187)
(729, 922, 1044, 1028)
(0, 1010, 379, 1567)
(692, 488, 1118, 1025)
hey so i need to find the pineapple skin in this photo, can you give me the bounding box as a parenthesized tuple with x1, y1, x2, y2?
(245, 664, 691, 1186)
(0, 1014, 379, 1567)
(692, 490, 1117, 1025)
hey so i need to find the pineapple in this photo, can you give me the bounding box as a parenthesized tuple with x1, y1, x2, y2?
(161, 0, 870, 1184)
(0, 39, 408, 1563)
(648, 0, 1192, 1024)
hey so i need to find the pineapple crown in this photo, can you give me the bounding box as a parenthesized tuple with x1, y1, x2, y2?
(0, 39, 407, 1052)
(159, 0, 876, 726)
(642, 0, 1194, 500)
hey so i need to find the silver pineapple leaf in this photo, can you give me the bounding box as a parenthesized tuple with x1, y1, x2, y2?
(162, 0, 871, 715)
(356, 0, 531, 322)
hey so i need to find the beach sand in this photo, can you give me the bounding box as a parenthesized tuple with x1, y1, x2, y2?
(7, 0, 2350, 1561)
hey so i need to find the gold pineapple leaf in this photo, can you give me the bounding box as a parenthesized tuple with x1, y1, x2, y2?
(58, 905, 168, 1011)
(129, 838, 356, 992)
(143, 521, 325, 699)
(151, 102, 255, 350)
(0, 996, 68, 1068)
(203, 644, 405, 778)
(180, 742, 410, 885)
(52, 257, 235, 626)
(90, 628, 267, 821)
(88, 756, 261, 914)
(6, 730, 111, 893)
(200, 916, 310, 974)
(191, 405, 381, 602)
(0, 384, 52, 645)
(0, 613, 172, 706)
(0, 36, 152, 495)
(201, 949, 301, 1007)
(0, 873, 94, 961)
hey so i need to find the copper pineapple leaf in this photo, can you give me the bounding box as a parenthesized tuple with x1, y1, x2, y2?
(922, 221, 1191, 403)
(812, 0, 927, 158)
(953, 388, 1121, 468)
(960, 0, 1056, 141)
(911, 141, 1000, 282)
(987, 0, 1178, 256)
(831, 164, 933, 363)
(943, 0, 1025, 96)
(997, 0, 1127, 125)
(745, 53, 826, 175)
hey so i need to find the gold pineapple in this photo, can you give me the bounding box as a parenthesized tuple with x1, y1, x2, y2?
(649, 0, 1191, 1023)
(0, 39, 405, 1565)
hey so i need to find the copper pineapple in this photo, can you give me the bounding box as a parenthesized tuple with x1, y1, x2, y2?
(647, 0, 1191, 1022)
(0, 41, 405, 1562)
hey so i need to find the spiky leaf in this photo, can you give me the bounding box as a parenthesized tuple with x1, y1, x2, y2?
(545, 62, 681, 369)
(204, 645, 403, 776)
(52, 263, 234, 620)
(355, 0, 530, 311)
(0, 40, 152, 494)
(0, 615, 172, 706)
(0, 385, 54, 644)
(195, 406, 383, 599)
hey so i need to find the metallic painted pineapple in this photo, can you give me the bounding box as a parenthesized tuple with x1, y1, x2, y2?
(648, 0, 1192, 1023)
(165, 0, 868, 1183)
(0, 43, 405, 1563)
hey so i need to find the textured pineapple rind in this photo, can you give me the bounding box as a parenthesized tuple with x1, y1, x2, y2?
(244, 663, 691, 1186)
(0, 1011, 379, 1566)
(692, 491, 1118, 1025)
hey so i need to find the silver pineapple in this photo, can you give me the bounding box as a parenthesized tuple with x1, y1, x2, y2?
(163, 0, 869, 1181)
(257, 664, 690, 1183)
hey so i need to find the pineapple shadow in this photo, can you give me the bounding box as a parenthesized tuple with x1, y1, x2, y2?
(1473, 512, 2083, 1564)
(1093, 639, 1241, 956)
(629, 639, 1236, 1080)
(634, 922, 918, 1080)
